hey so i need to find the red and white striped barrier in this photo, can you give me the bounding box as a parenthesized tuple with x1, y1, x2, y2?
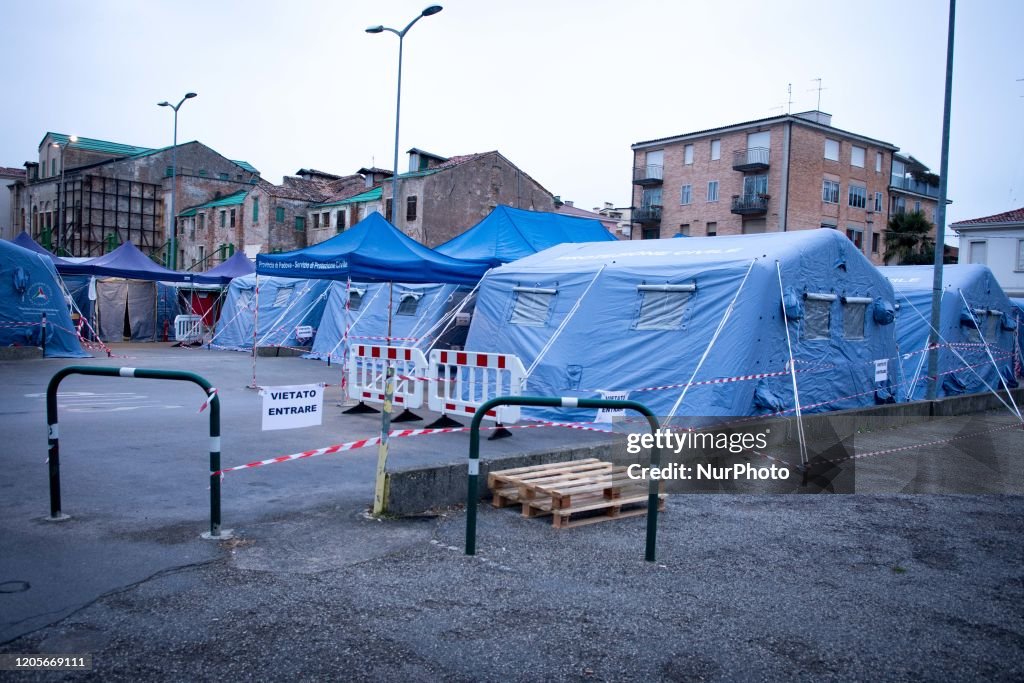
(427, 350, 526, 423)
(347, 344, 428, 408)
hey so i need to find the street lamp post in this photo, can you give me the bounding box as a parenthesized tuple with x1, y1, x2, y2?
(51, 135, 78, 255)
(365, 5, 443, 516)
(366, 4, 443, 237)
(158, 92, 197, 270)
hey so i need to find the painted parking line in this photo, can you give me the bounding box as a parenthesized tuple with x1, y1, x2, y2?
(24, 391, 183, 412)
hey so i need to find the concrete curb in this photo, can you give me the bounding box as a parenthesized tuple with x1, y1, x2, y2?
(382, 387, 1024, 515)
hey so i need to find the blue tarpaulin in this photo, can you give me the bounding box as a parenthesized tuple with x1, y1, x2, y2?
(210, 274, 331, 351)
(0, 239, 88, 357)
(255, 212, 489, 285)
(193, 251, 255, 285)
(880, 264, 1019, 400)
(69, 241, 195, 282)
(435, 206, 617, 266)
(464, 229, 898, 421)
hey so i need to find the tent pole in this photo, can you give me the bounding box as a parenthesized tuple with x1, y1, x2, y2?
(775, 261, 809, 468)
(249, 273, 259, 389)
(373, 282, 396, 515)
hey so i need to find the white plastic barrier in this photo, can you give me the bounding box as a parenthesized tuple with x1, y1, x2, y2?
(174, 314, 204, 343)
(427, 350, 526, 423)
(347, 344, 427, 409)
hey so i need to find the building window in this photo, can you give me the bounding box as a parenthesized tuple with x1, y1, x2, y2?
(824, 139, 839, 161)
(822, 179, 840, 204)
(1017, 239, 1024, 271)
(337, 210, 346, 233)
(219, 172, 229, 180)
(683, 144, 694, 165)
(872, 232, 880, 254)
(821, 220, 838, 230)
(199, 169, 208, 177)
(680, 184, 692, 205)
(198, 213, 206, 231)
(385, 199, 392, 222)
(967, 240, 987, 264)
(803, 294, 834, 340)
(51, 159, 56, 176)
(634, 284, 695, 331)
(220, 210, 226, 227)
(710, 140, 721, 161)
(510, 287, 555, 327)
(842, 298, 869, 340)
(313, 213, 320, 229)
(322, 212, 331, 228)
(707, 181, 719, 202)
(893, 196, 906, 215)
(642, 228, 659, 240)
(295, 216, 305, 231)
(230, 209, 236, 227)
(851, 146, 865, 168)
(253, 197, 259, 222)
(406, 196, 418, 221)
(848, 184, 866, 209)
(846, 225, 864, 250)
(197, 245, 205, 266)
(678, 224, 690, 236)
(876, 152, 883, 173)
(874, 192, 883, 212)
(706, 222, 717, 237)
(276, 207, 285, 223)
(914, 200, 921, 213)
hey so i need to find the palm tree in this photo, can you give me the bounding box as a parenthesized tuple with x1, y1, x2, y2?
(884, 210, 935, 265)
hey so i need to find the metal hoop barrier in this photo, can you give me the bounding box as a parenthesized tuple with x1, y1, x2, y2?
(46, 366, 224, 538)
(465, 396, 662, 562)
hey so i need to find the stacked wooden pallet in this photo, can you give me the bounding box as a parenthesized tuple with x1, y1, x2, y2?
(488, 458, 665, 529)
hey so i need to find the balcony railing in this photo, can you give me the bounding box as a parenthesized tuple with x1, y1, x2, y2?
(889, 175, 940, 199)
(632, 164, 664, 185)
(730, 194, 768, 215)
(633, 205, 662, 224)
(732, 147, 770, 171)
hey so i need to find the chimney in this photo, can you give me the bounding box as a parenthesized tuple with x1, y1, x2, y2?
(565, 200, 574, 207)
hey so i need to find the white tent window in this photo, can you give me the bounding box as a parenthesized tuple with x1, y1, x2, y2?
(348, 287, 366, 311)
(803, 293, 835, 340)
(985, 312, 1000, 340)
(397, 292, 423, 316)
(510, 287, 556, 327)
(842, 297, 870, 340)
(273, 285, 294, 308)
(634, 284, 695, 330)
(237, 289, 254, 310)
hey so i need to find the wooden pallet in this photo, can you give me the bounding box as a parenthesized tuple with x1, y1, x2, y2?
(488, 459, 665, 528)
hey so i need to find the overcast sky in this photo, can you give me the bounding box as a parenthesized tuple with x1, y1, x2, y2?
(2, 0, 1021, 229)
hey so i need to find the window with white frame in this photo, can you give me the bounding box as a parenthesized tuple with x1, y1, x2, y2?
(824, 139, 840, 161)
(684, 144, 694, 165)
(846, 225, 864, 249)
(822, 179, 840, 203)
(273, 284, 294, 308)
(968, 240, 987, 265)
(875, 152, 883, 172)
(1017, 239, 1024, 271)
(803, 293, 834, 340)
(848, 184, 866, 209)
(634, 284, 695, 330)
(348, 287, 366, 311)
(510, 287, 555, 327)
(842, 296, 871, 340)
(851, 146, 866, 168)
(874, 191, 883, 212)
(710, 140, 721, 161)
(707, 181, 719, 202)
(396, 292, 422, 316)
(680, 184, 692, 205)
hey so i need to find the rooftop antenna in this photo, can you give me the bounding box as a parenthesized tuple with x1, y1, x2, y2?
(809, 78, 827, 111)
(788, 83, 793, 114)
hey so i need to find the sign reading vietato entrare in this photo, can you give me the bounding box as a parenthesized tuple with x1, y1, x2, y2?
(260, 384, 324, 431)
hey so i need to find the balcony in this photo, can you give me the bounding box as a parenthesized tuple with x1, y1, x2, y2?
(632, 164, 664, 185)
(633, 205, 662, 224)
(730, 194, 768, 216)
(732, 147, 770, 172)
(889, 174, 940, 199)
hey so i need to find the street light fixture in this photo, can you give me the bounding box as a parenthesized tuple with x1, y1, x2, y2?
(365, 5, 443, 236)
(158, 92, 198, 269)
(51, 135, 78, 255)
(365, 5, 443, 516)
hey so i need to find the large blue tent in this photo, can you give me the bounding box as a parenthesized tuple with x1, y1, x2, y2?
(464, 229, 899, 421)
(210, 274, 331, 351)
(255, 211, 489, 285)
(0, 239, 88, 357)
(435, 206, 617, 266)
(880, 264, 1019, 400)
(192, 251, 255, 285)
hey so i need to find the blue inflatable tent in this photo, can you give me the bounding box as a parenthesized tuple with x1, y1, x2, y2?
(435, 206, 616, 265)
(0, 239, 88, 357)
(464, 229, 899, 421)
(210, 274, 331, 351)
(880, 264, 1019, 400)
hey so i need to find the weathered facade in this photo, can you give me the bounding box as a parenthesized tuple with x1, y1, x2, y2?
(1, 166, 27, 241)
(630, 111, 943, 264)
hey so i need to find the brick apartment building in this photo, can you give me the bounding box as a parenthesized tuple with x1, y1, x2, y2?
(630, 111, 942, 264)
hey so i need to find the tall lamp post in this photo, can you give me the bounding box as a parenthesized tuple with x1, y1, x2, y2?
(158, 92, 197, 270)
(366, 4, 443, 235)
(51, 135, 78, 255)
(365, 5, 443, 516)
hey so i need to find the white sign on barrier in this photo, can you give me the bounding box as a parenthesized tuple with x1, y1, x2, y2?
(261, 383, 324, 430)
(428, 350, 526, 423)
(874, 359, 888, 383)
(347, 345, 427, 409)
(595, 390, 630, 423)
